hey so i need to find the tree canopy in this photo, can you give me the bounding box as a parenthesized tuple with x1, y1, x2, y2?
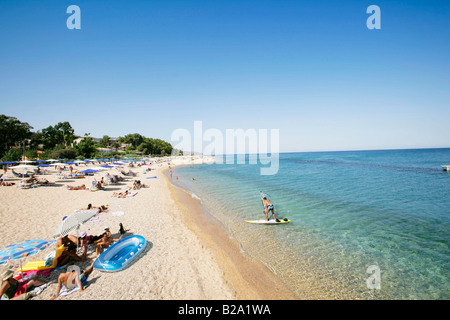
(0, 114, 175, 161)
(41, 121, 75, 149)
(0, 115, 33, 159)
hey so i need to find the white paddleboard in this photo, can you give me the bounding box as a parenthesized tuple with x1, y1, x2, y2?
(245, 219, 291, 225)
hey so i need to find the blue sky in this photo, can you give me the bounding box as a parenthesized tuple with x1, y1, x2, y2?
(0, 0, 449, 152)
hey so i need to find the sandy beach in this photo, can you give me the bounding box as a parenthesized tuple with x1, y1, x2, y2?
(0, 157, 296, 300)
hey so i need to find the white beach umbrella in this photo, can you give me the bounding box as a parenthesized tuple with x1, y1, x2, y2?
(51, 163, 67, 166)
(53, 209, 100, 238)
(90, 166, 109, 171)
(10, 164, 37, 170)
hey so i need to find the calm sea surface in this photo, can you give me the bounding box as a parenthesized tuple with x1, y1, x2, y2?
(170, 149, 450, 299)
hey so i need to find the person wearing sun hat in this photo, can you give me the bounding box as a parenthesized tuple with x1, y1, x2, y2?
(1, 269, 13, 281)
(0, 269, 20, 300)
(0, 268, 46, 300)
(78, 232, 90, 260)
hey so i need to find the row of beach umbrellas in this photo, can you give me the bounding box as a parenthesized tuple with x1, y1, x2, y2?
(1, 158, 147, 165)
(0, 157, 155, 269)
(4, 160, 134, 175)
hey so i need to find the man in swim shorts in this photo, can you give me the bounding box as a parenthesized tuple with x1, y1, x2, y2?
(263, 196, 278, 222)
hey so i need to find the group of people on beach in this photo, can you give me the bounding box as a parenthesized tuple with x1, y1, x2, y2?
(0, 161, 170, 300)
(0, 201, 130, 300)
(112, 179, 149, 198)
(0, 172, 54, 187)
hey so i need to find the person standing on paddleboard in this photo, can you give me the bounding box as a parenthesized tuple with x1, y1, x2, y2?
(263, 196, 278, 222)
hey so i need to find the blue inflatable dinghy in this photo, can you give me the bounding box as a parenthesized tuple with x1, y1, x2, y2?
(93, 235, 147, 272)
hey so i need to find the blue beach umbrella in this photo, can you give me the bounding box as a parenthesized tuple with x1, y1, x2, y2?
(0, 239, 56, 266)
(79, 169, 99, 174)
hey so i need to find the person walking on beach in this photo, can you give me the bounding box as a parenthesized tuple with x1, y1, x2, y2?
(263, 196, 278, 222)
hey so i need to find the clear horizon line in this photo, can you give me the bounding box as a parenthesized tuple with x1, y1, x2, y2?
(184, 146, 450, 156)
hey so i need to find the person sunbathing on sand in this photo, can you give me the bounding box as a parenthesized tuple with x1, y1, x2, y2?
(131, 180, 141, 190)
(50, 263, 94, 300)
(0, 181, 15, 186)
(1, 269, 47, 300)
(25, 176, 38, 184)
(66, 184, 86, 190)
(130, 180, 148, 190)
(55, 236, 85, 265)
(36, 178, 54, 185)
(82, 203, 108, 212)
(112, 190, 129, 198)
(95, 227, 115, 255)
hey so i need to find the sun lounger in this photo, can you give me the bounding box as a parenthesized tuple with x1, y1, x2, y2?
(70, 174, 85, 178)
(17, 183, 33, 189)
(18, 245, 65, 272)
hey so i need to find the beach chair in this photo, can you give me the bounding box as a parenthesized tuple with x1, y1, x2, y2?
(12, 171, 22, 178)
(54, 173, 67, 180)
(18, 245, 65, 272)
(89, 179, 99, 191)
(128, 170, 137, 176)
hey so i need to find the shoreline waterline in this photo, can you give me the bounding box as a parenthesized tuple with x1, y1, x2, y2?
(163, 164, 299, 300)
(168, 150, 450, 300)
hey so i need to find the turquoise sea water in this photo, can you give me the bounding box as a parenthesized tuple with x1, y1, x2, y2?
(170, 149, 450, 299)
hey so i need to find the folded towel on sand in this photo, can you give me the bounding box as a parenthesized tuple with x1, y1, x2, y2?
(88, 216, 102, 223)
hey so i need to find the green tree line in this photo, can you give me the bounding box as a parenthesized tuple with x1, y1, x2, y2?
(0, 114, 176, 161)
